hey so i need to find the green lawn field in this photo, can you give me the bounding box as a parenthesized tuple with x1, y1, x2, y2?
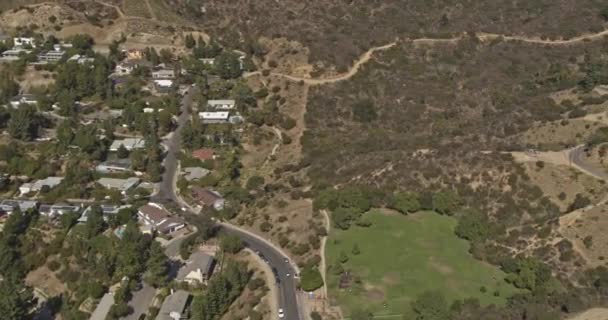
(325, 210, 521, 316)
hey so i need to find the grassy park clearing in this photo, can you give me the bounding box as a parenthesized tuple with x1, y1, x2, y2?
(325, 210, 521, 316)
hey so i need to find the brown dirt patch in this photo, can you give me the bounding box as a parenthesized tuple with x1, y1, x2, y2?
(429, 257, 454, 275)
(523, 162, 608, 212)
(25, 265, 66, 297)
(382, 272, 400, 286)
(566, 308, 608, 320)
(18, 67, 55, 91)
(559, 203, 608, 267)
(518, 118, 600, 150)
(257, 37, 312, 77)
(365, 287, 385, 302)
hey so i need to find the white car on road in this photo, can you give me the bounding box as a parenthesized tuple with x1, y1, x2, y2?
(278, 308, 285, 318)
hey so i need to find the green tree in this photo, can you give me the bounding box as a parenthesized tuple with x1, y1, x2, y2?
(246, 175, 265, 190)
(220, 234, 244, 254)
(411, 291, 450, 320)
(601, 7, 608, 21)
(56, 91, 77, 117)
(300, 267, 324, 291)
(389, 192, 421, 214)
(455, 210, 490, 242)
(116, 144, 129, 159)
(352, 99, 377, 122)
(0, 70, 19, 104)
(432, 191, 461, 215)
(0, 279, 33, 320)
(214, 52, 243, 79)
(144, 241, 169, 287)
(56, 120, 75, 147)
(85, 205, 106, 239)
(70, 34, 94, 53)
(185, 34, 196, 49)
(7, 104, 41, 141)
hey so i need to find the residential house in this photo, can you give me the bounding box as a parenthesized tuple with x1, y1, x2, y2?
(182, 167, 210, 181)
(38, 204, 82, 218)
(152, 69, 175, 79)
(95, 159, 132, 174)
(143, 107, 163, 113)
(109, 138, 146, 151)
(125, 48, 144, 60)
(156, 290, 191, 320)
(9, 94, 37, 108)
(0, 199, 39, 215)
(138, 203, 186, 234)
(114, 61, 136, 75)
(78, 204, 128, 223)
(200, 58, 215, 65)
(96, 177, 140, 194)
(154, 79, 174, 92)
(0, 48, 30, 62)
(207, 99, 235, 110)
(37, 45, 65, 63)
(191, 148, 215, 161)
(90, 292, 115, 320)
(19, 177, 63, 195)
(199, 111, 230, 124)
(67, 54, 95, 64)
(176, 251, 216, 285)
(190, 186, 225, 210)
(13, 37, 36, 48)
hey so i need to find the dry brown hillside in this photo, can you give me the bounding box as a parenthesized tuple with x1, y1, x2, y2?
(169, 0, 608, 70)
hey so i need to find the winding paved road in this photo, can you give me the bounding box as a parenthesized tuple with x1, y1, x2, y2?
(569, 146, 608, 181)
(152, 86, 302, 320)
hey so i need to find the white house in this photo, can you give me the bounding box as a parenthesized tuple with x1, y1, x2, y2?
(0, 48, 30, 62)
(109, 138, 146, 151)
(200, 58, 215, 65)
(207, 99, 235, 110)
(19, 177, 63, 195)
(13, 37, 36, 48)
(152, 69, 175, 79)
(68, 54, 95, 65)
(138, 203, 186, 234)
(9, 94, 37, 108)
(38, 204, 82, 218)
(97, 177, 140, 195)
(154, 79, 174, 91)
(176, 251, 215, 285)
(198, 111, 230, 124)
(114, 62, 135, 75)
(37, 47, 65, 63)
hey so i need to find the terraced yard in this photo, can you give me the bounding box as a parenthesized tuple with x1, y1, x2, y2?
(325, 210, 521, 316)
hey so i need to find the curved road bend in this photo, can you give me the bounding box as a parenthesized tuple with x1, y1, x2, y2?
(153, 87, 302, 320)
(569, 146, 608, 181)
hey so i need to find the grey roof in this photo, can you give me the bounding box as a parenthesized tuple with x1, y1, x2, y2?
(95, 159, 132, 172)
(156, 290, 190, 320)
(97, 177, 140, 191)
(110, 138, 145, 151)
(0, 199, 38, 212)
(78, 204, 129, 223)
(90, 292, 115, 320)
(176, 251, 215, 281)
(182, 167, 210, 181)
(38, 204, 82, 216)
(207, 99, 235, 110)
